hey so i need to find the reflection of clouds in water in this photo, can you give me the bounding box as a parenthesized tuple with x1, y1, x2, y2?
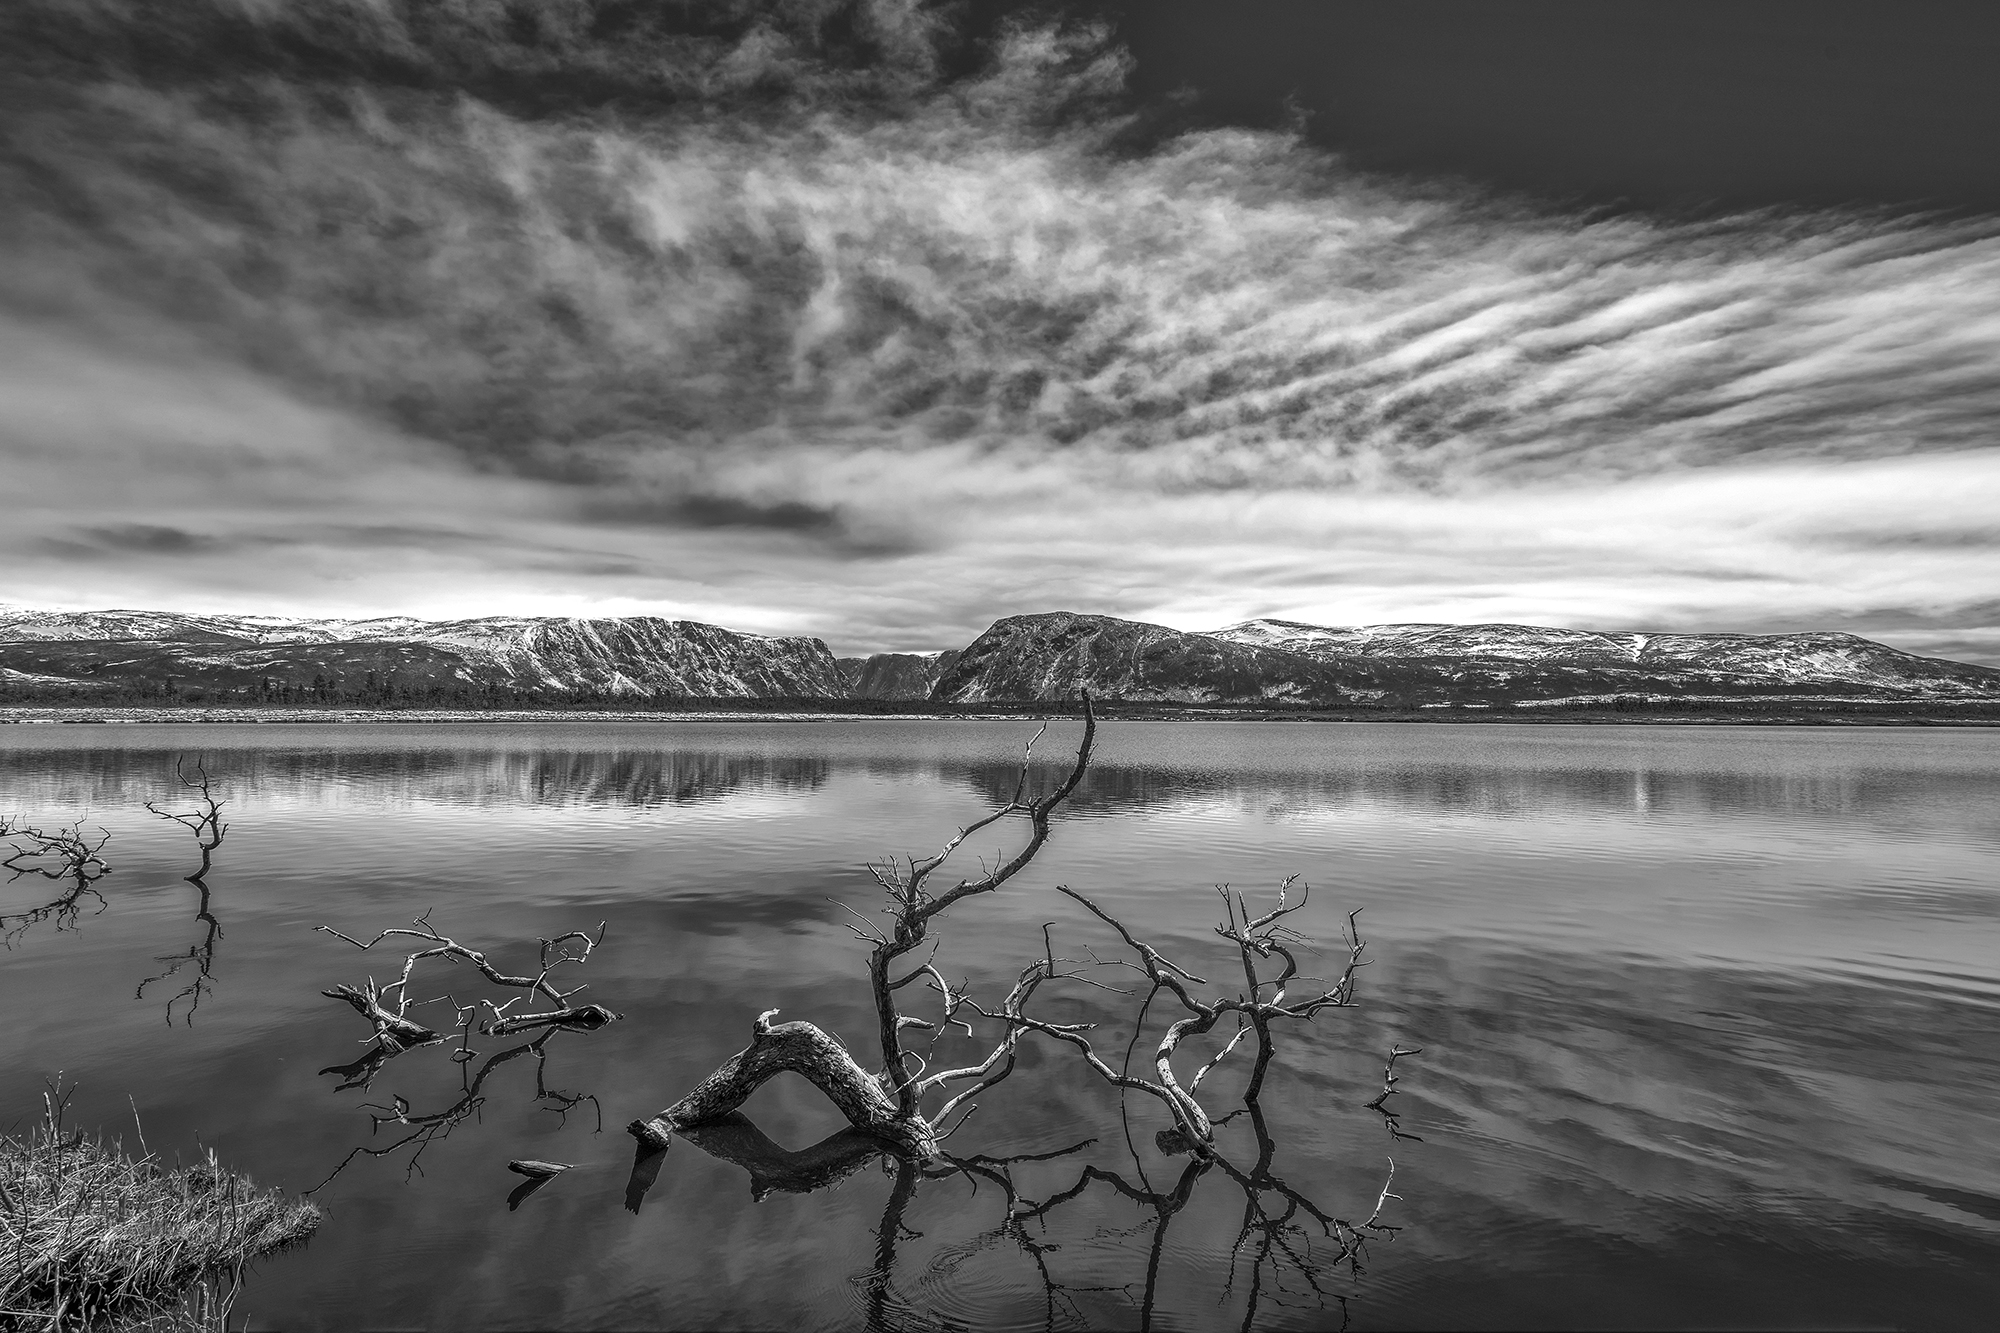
(835, 933, 2000, 1329)
(1347, 941, 2000, 1302)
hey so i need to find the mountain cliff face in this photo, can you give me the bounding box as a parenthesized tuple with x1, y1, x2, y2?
(839, 651, 961, 700)
(929, 612, 1415, 704)
(371, 616, 846, 696)
(0, 608, 843, 698)
(1211, 619, 2000, 701)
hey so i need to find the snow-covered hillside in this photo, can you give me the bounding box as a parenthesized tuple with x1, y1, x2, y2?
(0, 608, 843, 698)
(1210, 619, 2000, 698)
(930, 612, 1405, 705)
(5, 605, 1996, 704)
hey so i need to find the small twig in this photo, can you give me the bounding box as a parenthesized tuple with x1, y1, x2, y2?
(1364, 1045, 1425, 1141)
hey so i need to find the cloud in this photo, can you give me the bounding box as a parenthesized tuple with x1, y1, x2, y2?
(2, 1, 1997, 659)
(586, 492, 842, 533)
(37, 524, 234, 559)
(579, 489, 922, 556)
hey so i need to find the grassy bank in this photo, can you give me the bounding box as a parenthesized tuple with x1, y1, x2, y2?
(0, 1101, 319, 1330)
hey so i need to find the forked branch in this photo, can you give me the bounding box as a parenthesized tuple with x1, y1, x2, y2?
(1, 818, 113, 946)
(138, 760, 230, 1023)
(969, 881, 1376, 1155)
(626, 697, 1420, 1273)
(144, 759, 226, 885)
(316, 912, 617, 1036)
(631, 703, 1104, 1162)
(865, 697, 1097, 1116)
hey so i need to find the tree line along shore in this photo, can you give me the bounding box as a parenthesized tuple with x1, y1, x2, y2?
(3, 698, 1998, 725)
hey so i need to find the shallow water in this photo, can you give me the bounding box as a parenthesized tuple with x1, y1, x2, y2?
(1, 720, 1996, 1330)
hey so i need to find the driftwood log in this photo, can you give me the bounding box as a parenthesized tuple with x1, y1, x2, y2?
(630, 1009, 936, 1157)
(321, 980, 442, 1052)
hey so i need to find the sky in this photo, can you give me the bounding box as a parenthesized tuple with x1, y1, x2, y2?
(3, 0, 1998, 661)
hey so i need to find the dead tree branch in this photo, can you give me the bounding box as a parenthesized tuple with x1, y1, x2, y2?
(629, 1009, 934, 1158)
(863, 699, 1097, 1115)
(308, 912, 620, 1189)
(1, 818, 112, 946)
(1365, 1044, 1425, 1142)
(629, 700, 1099, 1162)
(320, 979, 445, 1053)
(315, 912, 617, 1041)
(622, 693, 1422, 1319)
(137, 760, 230, 1023)
(143, 759, 226, 885)
(947, 881, 1372, 1158)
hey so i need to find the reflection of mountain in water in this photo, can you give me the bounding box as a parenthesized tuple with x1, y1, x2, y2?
(953, 757, 1997, 835)
(1, 748, 829, 811)
(6, 734, 1993, 842)
(391, 749, 831, 808)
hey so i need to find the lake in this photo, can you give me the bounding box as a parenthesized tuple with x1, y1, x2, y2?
(2, 719, 1996, 1330)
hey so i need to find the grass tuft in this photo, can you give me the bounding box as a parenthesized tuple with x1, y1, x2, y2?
(0, 1092, 319, 1330)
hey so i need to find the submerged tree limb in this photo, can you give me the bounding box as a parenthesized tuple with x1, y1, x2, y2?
(952, 882, 1375, 1158)
(320, 980, 443, 1053)
(862, 698, 1098, 1116)
(315, 912, 612, 1032)
(143, 759, 226, 887)
(1, 818, 112, 947)
(138, 759, 230, 1023)
(631, 704, 1101, 1162)
(624, 693, 1420, 1298)
(311, 914, 620, 1190)
(628, 1010, 936, 1159)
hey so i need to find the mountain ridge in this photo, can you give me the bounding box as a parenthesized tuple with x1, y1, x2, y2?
(3, 604, 1996, 706)
(1208, 618, 2000, 701)
(0, 608, 843, 700)
(931, 612, 1419, 706)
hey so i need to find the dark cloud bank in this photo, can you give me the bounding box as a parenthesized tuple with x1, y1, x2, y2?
(3, 1, 1997, 659)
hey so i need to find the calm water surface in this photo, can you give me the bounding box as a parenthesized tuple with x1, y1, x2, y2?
(1, 721, 1996, 1330)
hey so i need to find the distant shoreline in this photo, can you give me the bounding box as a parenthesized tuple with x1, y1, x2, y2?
(3, 704, 1997, 727)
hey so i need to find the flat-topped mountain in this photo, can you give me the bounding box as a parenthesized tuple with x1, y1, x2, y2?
(930, 612, 1423, 705)
(0, 608, 842, 700)
(1210, 618, 2000, 701)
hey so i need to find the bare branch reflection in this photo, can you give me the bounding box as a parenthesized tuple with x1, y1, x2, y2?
(631, 1095, 1410, 1333)
(310, 1027, 601, 1193)
(309, 915, 619, 1198)
(1, 817, 112, 946)
(138, 759, 229, 1023)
